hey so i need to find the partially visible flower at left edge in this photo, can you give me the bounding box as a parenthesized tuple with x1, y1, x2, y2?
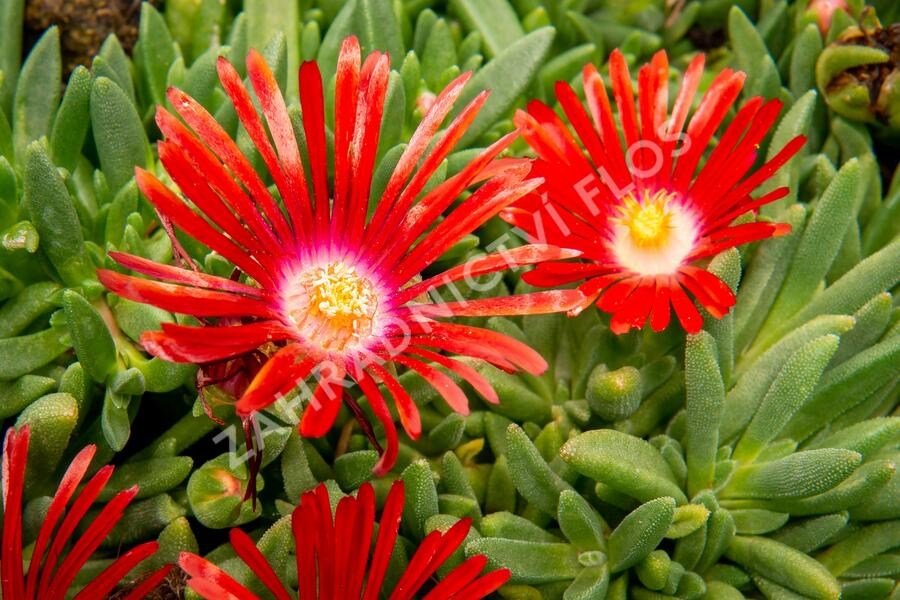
(97, 36, 584, 477)
(179, 480, 509, 599)
(1, 426, 171, 599)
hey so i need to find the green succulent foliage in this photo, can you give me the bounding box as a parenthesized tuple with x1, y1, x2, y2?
(0, 0, 898, 597)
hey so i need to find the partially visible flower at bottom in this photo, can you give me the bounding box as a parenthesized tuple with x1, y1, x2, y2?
(179, 480, 510, 599)
(1, 426, 171, 599)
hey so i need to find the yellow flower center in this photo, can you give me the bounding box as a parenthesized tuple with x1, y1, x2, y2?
(613, 190, 677, 249)
(287, 261, 379, 352)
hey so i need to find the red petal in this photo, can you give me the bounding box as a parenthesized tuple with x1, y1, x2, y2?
(333, 495, 361, 600)
(163, 88, 277, 246)
(451, 568, 513, 600)
(155, 105, 281, 252)
(366, 361, 422, 439)
(98, 270, 279, 320)
(597, 277, 641, 313)
(688, 97, 768, 211)
(298, 362, 347, 437)
(298, 60, 330, 238)
(180, 551, 257, 599)
(345, 53, 391, 245)
(2, 427, 28, 600)
(120, 565, 175, 600)
(376, 130, 519, 271)
(348, 362, 399, 475)
(677, 266, 736, 319)
(362, 481, 404, 600)
(293, 501, 317, 600)
(689, 221, 791, 262)
(514, 107, 571, 164)
(638, 51, 669, 151)
(650, 277, 673, 332)
(142, 325, 286, 364)
(609, 49, 640, 151)
(311, 484, 338, 598)
(36, 465, 115, 598)
(344, 484, 376, 598)
(134, 168, 275, 287)
(46, 487, 139, 598)
(672, 69, 745, 192)
(392, 167, 542, 280)
(395, 245, 581, 305)
(365, 72, 472, 246)
(392, 518, 473, 600)
(331, 36, 361, 244)
(399, 321, 546, 375)
(409, 290, 585, 318)
(158, 140, 273, 257)
(704, 187, 790, 234)
(716, 125, 805, 211)
(216, 57, 294, 243)
(526, 100, 591, 168)
(406, 336, 518, 373)
(26, 444, 96, 599)
(388, 354, 469, 416)
(582, 63, 631, 188)
(404, 347, 499, 404)
(229, 528, 292, 600)
(521, 261, 615, 287)
(365, 90, 489, 257)
(422, 555, 489, 600)
(73, 541, 158, 600)
(247, 49, 314, 238)
(661, 54, 705, 179)
(609, 279, 655, 334)
(670, 282, 703, 334)
(236, 344, 317, 416)
(109, 252, 268, 298)
(556, 80, 627, 197)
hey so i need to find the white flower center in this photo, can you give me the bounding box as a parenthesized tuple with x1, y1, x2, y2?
(283, 261, 380, 352)
(610, 190, 698, 275)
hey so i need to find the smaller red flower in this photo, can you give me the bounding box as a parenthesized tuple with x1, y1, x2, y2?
(179, 480, 510, 599)
(504, 49, 806, 334)
(1, 426, 170, 599)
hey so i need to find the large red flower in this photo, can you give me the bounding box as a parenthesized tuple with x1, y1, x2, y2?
(1, 426, 170, 599)
(98, 36, 583, 474)
(180, 480, 508, 599)
(503, 49, 806, 334)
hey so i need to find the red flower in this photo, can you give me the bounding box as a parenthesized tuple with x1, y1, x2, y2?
(98, 35, 583, 475)
(503, 50, 806, 335)
(179, 481, 510, 599)
(1, 426, 170, 599)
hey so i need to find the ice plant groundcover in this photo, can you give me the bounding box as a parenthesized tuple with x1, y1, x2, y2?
(0, 0, 898, 598)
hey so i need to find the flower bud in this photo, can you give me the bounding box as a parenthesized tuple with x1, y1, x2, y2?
(186, 454, 263, 528)
(586, 366, 642, 421)
(807, 0, 849, 33)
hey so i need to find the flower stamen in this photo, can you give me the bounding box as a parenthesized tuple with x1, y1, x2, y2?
(613, 190, 677, 249)
(286, 261, 379, 352)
